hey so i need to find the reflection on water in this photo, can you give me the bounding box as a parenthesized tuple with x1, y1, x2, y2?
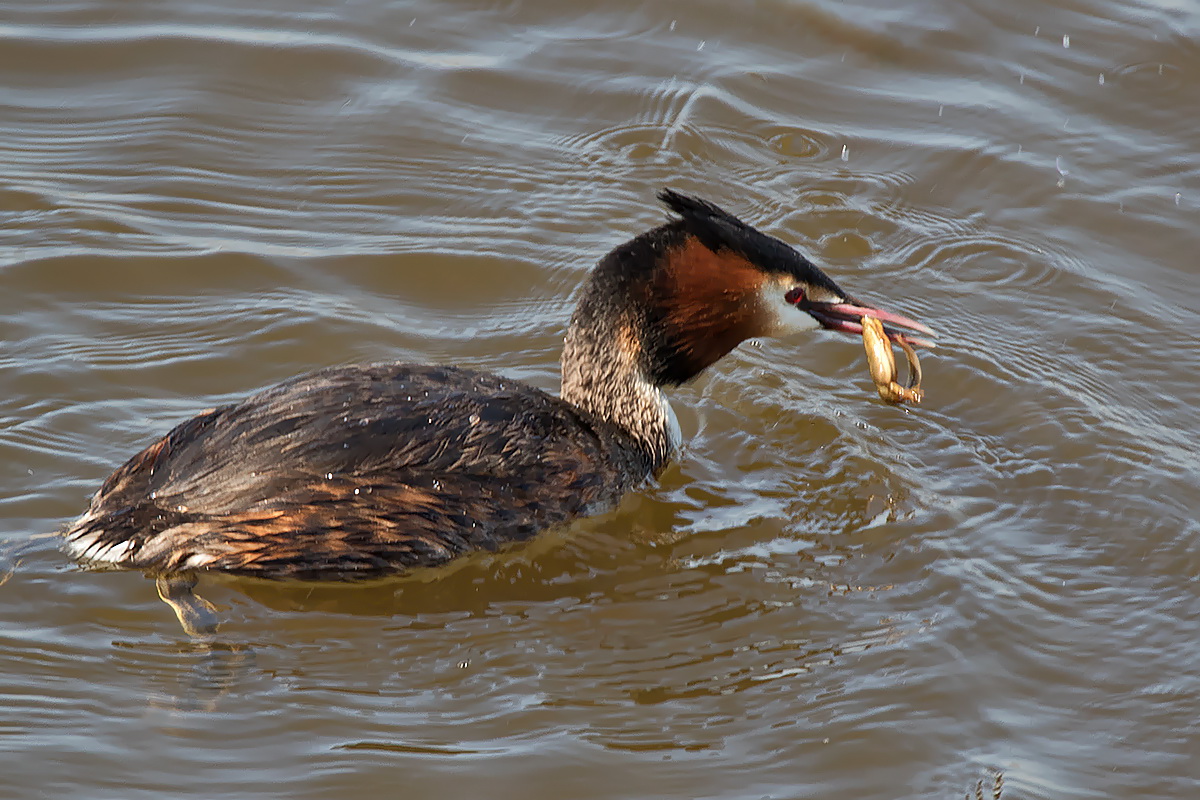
(2, 0, 1199, 798)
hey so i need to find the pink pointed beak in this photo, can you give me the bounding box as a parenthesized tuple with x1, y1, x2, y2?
(800, 300, 937, 348)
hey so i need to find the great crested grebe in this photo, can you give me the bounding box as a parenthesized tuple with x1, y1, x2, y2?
(64, 190, 932, 581)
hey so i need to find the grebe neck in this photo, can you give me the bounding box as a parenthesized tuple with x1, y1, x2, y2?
(557, 219, 756, 470)
(558, 200, 832, 472)
(560, 310, 680, 470)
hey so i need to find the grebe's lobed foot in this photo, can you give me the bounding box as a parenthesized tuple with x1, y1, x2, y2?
(156, 572, 222, 638)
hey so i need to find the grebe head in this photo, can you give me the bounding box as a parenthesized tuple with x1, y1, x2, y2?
(561, 189, 933, 460)
(643, 189, 935, 387)
(633, 189, 933, 387)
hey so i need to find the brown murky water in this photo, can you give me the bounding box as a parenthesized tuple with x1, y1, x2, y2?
(2, 0, 1198, 797)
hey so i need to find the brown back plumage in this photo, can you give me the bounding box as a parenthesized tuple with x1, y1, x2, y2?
(68, 364, 651, 577)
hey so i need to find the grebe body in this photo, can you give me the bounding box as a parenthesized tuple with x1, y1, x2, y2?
(64, 190, 931, 579)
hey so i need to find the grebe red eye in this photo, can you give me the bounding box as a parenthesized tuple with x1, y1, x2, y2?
(784, 287, 805, 305)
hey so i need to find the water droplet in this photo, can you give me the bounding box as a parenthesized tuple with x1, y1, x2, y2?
(1019, 73, 1025, 85)
(432, 479, 443, 492)
(1099, 73, 1105, 85)
(1175, 193, 1181, 205)
(353, 487, 360, 495)
(669, 19, 676, 31)
(325, 473, 334, 480)
(1055, 156, 1069, 177)
(840, 144, 849, 161)
(176, 504, 188, 512)
(469, 413, 481, 425)
(149, 491, 157, 500)
(696, 40, 705, 51)
(1034, 26, 1040, 36)
(1062, 34, 1070, 48)
(938, 105, 944, 117)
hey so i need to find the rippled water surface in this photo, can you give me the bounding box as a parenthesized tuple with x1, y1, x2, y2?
(2, 0, 1198, 797)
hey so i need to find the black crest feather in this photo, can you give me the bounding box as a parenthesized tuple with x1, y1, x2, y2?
(656, 188, 846, 297)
